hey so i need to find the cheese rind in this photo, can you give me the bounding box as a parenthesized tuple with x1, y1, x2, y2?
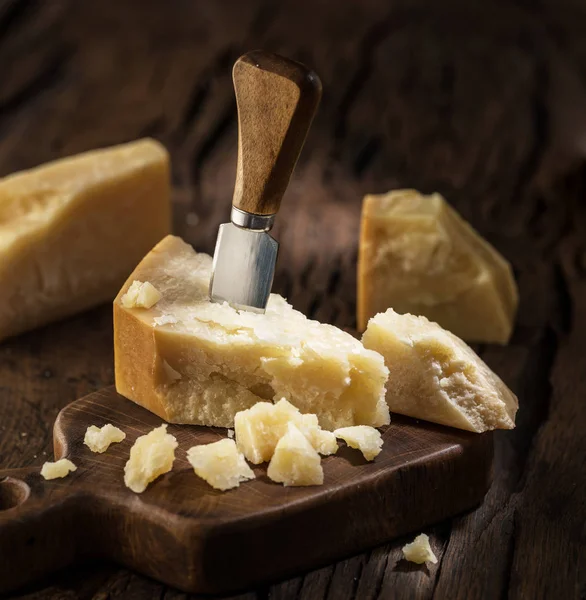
(124, 424, 177, 493)
(40, 458, 77, 480)
(0, 139, 171, 341)
(362, 309, 518, 432)
(402, 534, 438, 564)
(334, 425, 383, 460)
(267, 423, 324, 486)
(358, 189, 518, 343)
(186, 438, 255, 491)
(114, 235, 390, 430)
(235, 398, 338, 464)
(84, 424, 126, 453)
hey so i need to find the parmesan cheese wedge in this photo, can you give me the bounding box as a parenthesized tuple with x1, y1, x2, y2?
(358, 189, 518, 343)
(0, 138, 170, 341)
(362, 309, 518, 432)
(114, 235, 389, 430)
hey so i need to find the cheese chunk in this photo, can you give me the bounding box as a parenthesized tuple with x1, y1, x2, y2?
(362, 309, 518, 432)
(334, 425, 383, 461)
(0, 139, 170, 341)
(267, 423, 324, 486)
(121, 281, 162, 309)
(358, 189, 518, 343)
(402, 534, 438, 564)
(114, 235, 389, 430)
(40, 458, 77, 480)
(235, 398, 338, 464)
(84, 424, 126, 453)
(124, 424, 177, 493)
(186, 439, 255, 491)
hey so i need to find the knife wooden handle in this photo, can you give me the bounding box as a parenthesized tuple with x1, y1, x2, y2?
(232, 50, 322, 216)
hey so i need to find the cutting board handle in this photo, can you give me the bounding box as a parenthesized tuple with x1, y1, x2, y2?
(231, 50, 322, 217)
(0, 467, 79, 592)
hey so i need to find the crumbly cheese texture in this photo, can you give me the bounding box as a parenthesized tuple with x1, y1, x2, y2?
(0, 139, 170, 342)
(186, 438, 255, 491)
(267, 423, 324, 486)
(124, 424, 178, 493)
(114, 235, 390, 430)
(84, 424, 126, 453)
(362, 309, 518, 432)
(121, 281, 162, 309)
(334, 425, 383, 461)
(357, 189, 518, 344)
(40, 458, 77, 480)
(402, 534, 438, 564)
(235, 398, 338, 464)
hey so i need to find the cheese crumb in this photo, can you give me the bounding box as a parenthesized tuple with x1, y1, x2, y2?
(84, 424, 126, 453)
(267, 423, 323, 486)
(121, 280, 162, 309)
(235, 399, 338, 464)
(162, 360, 182, 382)
(41, 458, 77, 480)
(124, 424, 177, 493)
(402, 534, 438, 564)
(227, 429, 235, 439)
(334, 425, 383, 461)
(153, 314, 178, 326)
(187, 438, 255, 491)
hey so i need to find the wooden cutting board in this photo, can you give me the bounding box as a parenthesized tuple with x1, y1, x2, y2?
(0, 387, 493, 595)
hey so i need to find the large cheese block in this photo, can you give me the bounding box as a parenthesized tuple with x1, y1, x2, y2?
(0, 139, 170, 341)
(114, 235, 390, 430)
(362, 309, 518, 433)
(357, 189, 518, 343)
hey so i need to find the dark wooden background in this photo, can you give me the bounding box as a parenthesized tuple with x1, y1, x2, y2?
(0, 0, 585, 598)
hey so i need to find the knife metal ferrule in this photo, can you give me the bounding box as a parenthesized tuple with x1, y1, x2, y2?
(231, 207, 275, 232)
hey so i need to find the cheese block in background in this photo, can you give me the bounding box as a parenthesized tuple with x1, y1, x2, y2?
(357, 189, 518, 344)
(0, 139, 170, 341)
(114, 235, 390, 431)
(362, 309, 518, 433)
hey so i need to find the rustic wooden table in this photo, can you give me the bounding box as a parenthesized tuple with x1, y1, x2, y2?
(0, 1, 584, 598)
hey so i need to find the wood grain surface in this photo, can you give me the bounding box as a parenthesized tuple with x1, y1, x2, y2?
(0, 388, 493, 596)
(0, 0, 584, 599)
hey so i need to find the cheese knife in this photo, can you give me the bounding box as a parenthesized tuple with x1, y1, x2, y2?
(209, 50, 322, 312)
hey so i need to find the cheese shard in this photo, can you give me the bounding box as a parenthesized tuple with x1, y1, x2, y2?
(403, 534, 438, 564)
(357, 189, 518, 344)
(267, 423, 324, 486)
(334, 426, 383, 461)
(362, 309, 518, 433)
(235, 399, 338, 464)
(40, 458, 77, 480)
(84, 424, 126, 453)
(114, 235, 389, 430)
(124, 425, 177, 493)
(186, 439, 255, 491)
(121, 281, 162, 309)
(0, 138, 171, 342)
